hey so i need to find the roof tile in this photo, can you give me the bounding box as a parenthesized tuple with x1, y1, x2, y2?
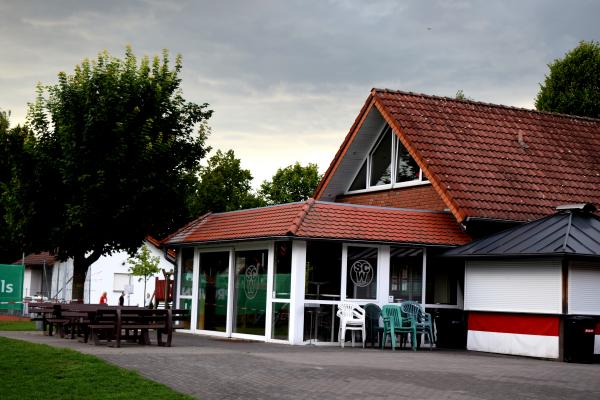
(164, 200, 470, 246)
(372, 89, 600, 221)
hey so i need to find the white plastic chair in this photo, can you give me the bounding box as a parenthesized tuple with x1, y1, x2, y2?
(336, 302, 366, 348)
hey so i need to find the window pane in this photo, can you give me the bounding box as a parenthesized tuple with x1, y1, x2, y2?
(305, 241, 342, 300)
(425, 251, 463, 305)
(272, 302, 289, 340)
(234, 249, 268, 335)
(348, 160, 367, 191)
(396, 141, 420, 183)
(180, 248, 194, 296)
(274, 242, 291, 299)
(370, 130, 392, 186)
(197, 252, 229, 332)
(346, 246, 377, 299)
(389, 247, 422, 302)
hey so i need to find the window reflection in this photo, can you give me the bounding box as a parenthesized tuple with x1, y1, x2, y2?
(346, 246, 378, 299)
(390, 247, 422, 302)
(305, 241, 342, 300)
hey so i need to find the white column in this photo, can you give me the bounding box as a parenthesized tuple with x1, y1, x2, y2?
(265, 241, 275, 340)
(378, 245, 390, 306)
(341, 244, 348, 301)
(421, 247, 427, 306)
(289, 240, 307, 345)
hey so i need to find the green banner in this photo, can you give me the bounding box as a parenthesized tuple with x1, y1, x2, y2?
(0, 264, 24, 311)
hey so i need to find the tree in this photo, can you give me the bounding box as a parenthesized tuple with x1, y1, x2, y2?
(535, 40, 600, 118)
(0, 111, 34, 263)
(7, 47, 212, 301)
(455, 90, 472, 101)
(188, 149, 264, 216)
(259, 162, 321, 205)
(127, 244, 161, 307)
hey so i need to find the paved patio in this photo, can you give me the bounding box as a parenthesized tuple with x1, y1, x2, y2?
(2, 330, 599, 400)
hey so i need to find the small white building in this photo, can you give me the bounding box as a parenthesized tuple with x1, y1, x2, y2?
(13, 252, 55, 300)
(447, 204, 600, 361)
(50, 238, 174, 306)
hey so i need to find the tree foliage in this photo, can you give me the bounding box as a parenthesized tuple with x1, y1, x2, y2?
(6, 47, 212, 300)
(188, 149, 264, 216)
(127, 244, 161, 307)
(259, 162, 321, 205)
(535, 40, 600, 118)
(0, 111, 35, 263)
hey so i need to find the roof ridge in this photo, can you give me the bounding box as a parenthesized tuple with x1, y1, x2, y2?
(372, 88, 600, 123)
(287, 198, 316, 235)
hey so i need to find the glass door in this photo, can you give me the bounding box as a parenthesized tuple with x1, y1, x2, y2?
(197, 251, 229, 332)
(233, 249, 268, 336)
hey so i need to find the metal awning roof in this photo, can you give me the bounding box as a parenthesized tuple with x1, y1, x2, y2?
(445, 205, 600, 258)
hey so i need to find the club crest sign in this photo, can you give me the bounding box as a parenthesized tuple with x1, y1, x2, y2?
(244, 265, 259, 299)
(350, 259, 373, 287)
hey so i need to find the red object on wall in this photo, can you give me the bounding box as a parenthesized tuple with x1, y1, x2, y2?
(154, 277, 174, 302)
(468, 312, 559, 336)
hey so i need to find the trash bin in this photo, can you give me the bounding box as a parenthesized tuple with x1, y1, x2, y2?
(564, 315, 596, 363)
(431, 308, 467, 349)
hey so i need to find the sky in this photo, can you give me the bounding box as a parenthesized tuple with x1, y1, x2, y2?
(1, 0, 599, 187)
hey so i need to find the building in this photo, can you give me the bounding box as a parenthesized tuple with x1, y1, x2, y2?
(19, 238, 173, 306)
(13, 252, 55, 300)
(164, 89, 600, 357)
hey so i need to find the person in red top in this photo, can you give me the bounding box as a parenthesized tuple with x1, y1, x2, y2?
(99, 291, 108, 304)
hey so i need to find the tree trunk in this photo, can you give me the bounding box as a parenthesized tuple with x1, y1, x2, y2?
(143, 278, 147, 307)
(72, 251, 102, 303)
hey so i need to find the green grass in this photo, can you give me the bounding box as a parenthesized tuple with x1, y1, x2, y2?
(0, 337, 194, 400)
(0, 320, 37, 331)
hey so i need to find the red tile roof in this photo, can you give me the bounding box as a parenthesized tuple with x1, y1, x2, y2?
(164, 199, 470, 246)
(317, 89, 600, 222)
(13, 252, 55, 266)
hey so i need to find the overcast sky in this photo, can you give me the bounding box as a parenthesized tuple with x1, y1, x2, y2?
(1, 0, 599, 186)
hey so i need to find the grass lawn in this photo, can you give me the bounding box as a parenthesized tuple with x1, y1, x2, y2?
(0, 319, 37, 331)
(0, 337, 193, 400)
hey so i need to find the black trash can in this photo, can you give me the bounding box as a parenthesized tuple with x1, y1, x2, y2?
(431, 308, 467, 349)
(564, 315, 596, 363)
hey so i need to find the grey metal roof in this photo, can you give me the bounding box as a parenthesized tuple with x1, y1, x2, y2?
(445, 208, 600, 258)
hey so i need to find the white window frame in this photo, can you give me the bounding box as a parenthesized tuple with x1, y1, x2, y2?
(346, 124, 429, 194)
(193, 246, 233, 338)
(342, 243, 382, 302)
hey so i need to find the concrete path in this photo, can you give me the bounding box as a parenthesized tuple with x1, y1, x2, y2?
(2, 331, 599, 400)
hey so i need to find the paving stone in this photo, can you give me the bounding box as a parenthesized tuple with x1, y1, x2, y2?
(2, 331, 599, 400)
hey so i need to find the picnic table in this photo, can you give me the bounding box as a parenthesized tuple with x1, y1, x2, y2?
(27, 303, 190, 347)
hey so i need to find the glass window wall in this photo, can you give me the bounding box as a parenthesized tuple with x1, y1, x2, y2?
(346, 246, 378, 300)
(389, 247, 422, 302)
(197, 252, 229, 332)
(233, 249, 268, 336)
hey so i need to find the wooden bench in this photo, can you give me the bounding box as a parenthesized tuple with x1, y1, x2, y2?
(27, 303, 55, 334)
(87, 309, 118, 345)
(115, 309, 169, 348)
(159, 309, 191, 347)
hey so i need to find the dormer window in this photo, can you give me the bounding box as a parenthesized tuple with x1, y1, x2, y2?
(348, 125, 427, 193)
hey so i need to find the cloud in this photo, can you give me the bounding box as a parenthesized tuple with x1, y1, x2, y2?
(1, 0, 599, 186)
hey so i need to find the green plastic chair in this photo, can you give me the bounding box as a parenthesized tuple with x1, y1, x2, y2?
(380, 304, 416, 351)
(400, 301, 435, 349)
(364, 303, 384, 348)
